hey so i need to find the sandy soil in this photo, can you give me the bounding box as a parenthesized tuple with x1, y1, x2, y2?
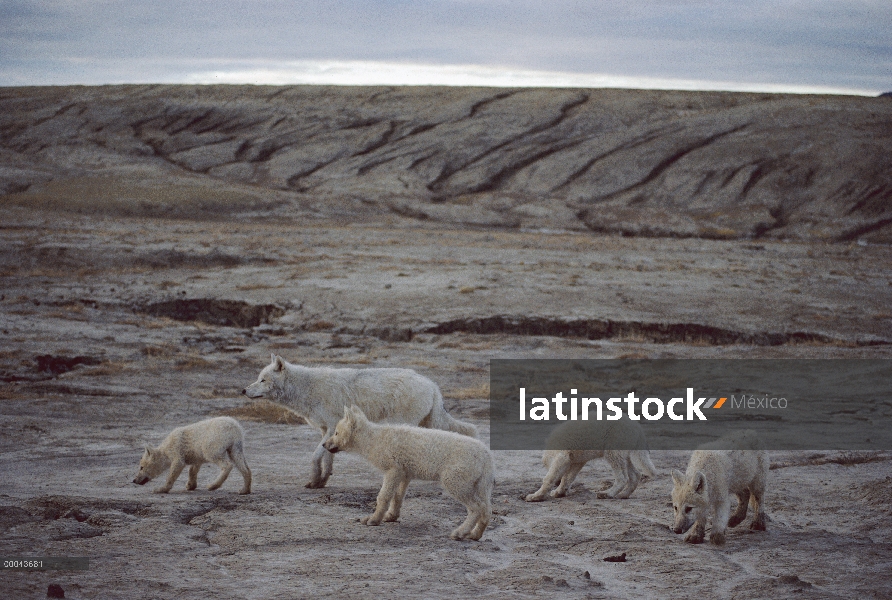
(1, 205, 891, 599)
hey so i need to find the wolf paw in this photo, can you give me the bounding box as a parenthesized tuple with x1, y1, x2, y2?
(524, 493, 545, 502)
(153, 487, 170, 494)
(550, 489, 567, 498)
(239, 487, 251, 495)
(709, 531, 726, 545)
(360, 515, 382, 526)
(596, 492, 615, 499)
(304, 480, 327, 489)
(382, 513, 399, 522)
(750, 519, 767, 531)
(683, 532, 704, 544)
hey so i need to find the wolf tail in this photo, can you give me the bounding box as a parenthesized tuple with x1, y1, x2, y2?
(426, 388, 479, 438)
(630, 449, 657, 478)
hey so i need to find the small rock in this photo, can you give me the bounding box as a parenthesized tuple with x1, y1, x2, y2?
(777, 574, 812, 588)
(603, 552, 627, 562)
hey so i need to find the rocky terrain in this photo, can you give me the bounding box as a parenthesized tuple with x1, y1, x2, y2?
(0, 85, 890, 599)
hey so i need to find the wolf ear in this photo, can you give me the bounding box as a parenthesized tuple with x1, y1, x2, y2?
(693, 471, 706, 494)
(350, 405, 365, 420)
(144, 445, 153, 456)
(671, 469, 685, 486)
(272, 354, 285, 371)
(343, 406, 351, 420)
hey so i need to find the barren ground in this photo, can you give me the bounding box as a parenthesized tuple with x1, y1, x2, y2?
(1, 200, 891, 599)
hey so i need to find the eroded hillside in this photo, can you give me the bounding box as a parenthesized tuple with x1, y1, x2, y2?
(2, 85, 890, 241)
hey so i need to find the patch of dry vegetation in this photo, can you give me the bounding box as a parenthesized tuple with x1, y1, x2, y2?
(220, 400, 305, 425)
(141, 343, 178, 358)
(0, 386, 33, 401)
(446, 383, 490, 400)
(771, 451, 889, 470)
(0, 175, 277, 219)
(174, 354, 216, 370)
(79, 361, 131, 377)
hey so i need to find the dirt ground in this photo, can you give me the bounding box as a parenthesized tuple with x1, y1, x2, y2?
(1, 204, 891, 599)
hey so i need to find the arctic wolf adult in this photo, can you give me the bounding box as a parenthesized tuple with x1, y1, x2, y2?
(323, 405, 493, 541)
(524, 419, 656, 502)
(243, 354, 477, 488)
(132, 416, 251, 494)
(671, 429, 768, 545)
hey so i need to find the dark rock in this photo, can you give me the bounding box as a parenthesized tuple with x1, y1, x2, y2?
(35, 355, 100, 375)
(603, 552, 627, 562)
(139, 299, 285, 328)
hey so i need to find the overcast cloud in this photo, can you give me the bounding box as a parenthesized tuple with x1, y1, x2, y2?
(0, 1, 889, 94)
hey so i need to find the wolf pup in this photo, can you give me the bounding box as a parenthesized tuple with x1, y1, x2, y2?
(525, 419, 657, 502)
(323, 405, 493, 541)
(243, 354, 476, 488)
(671, 429, 768, 545)
(133, 416, 251, 494)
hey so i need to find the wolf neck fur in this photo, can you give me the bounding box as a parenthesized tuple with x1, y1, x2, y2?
(275, 364, 315, 409)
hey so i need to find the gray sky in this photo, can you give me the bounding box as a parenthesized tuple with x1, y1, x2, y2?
(1, 0, 889, 94)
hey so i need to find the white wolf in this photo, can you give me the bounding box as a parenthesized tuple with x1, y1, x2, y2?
(132, 416, 251, 495)
(671, 429, 768, 545)
(323, 405, 494, 541)
(524, 419, 657, 502)
(243, 354, 477, 488)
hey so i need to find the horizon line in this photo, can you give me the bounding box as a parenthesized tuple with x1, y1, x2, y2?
(0, 60, 883, 97)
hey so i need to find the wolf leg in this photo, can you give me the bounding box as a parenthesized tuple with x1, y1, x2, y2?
(186, 465, 200, 491)
(384, 476, 410, 522)
(552, 462, 585, 498)
(727, 489, 750, 528)
(363, 471, 399, 526)
(613, 455, 641, 499)
(307, 435, 333, 488)
(710, 499, 731, 545)
(749, 485, 767, 531)
(208, 458, 233, 490)
(525, 453, 569, 502)
(156, 460, 185, 493)
(466, 500, 492, 541)
(228, 444, 252, 494)
(599, 451, 629, 499)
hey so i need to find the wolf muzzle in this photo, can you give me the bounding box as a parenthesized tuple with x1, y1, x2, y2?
(133, 476, 150, 485)
(324, 445, 340, 454)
